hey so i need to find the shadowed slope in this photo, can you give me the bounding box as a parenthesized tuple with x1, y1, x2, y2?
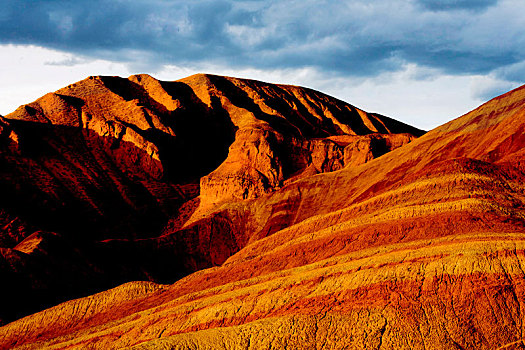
(1, 84, 524, 348)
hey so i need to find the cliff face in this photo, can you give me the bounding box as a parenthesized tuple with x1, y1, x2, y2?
(0, 73, 422, 326)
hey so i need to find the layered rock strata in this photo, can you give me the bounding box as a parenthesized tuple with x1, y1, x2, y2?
(1, 82, 525, 349)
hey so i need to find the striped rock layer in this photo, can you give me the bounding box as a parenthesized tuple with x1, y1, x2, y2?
(2, 76, 525, 349)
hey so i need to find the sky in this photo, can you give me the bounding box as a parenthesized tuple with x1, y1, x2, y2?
(0, 0, 524, 130)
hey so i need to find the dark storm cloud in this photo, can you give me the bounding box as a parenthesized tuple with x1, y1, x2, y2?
(0, 0, 523, 82)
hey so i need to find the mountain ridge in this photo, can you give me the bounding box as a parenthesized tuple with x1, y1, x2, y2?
(0, 73, 423, 327)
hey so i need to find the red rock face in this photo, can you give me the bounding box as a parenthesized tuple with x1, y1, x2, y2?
(0, 74, 421, 326)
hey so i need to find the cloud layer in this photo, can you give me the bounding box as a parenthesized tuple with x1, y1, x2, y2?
(0, 1, 523, 130)
(1, 0, 524, 80)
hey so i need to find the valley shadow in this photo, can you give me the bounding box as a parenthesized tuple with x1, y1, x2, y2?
(1, 119, 190, 241)
(153, 80, 237, 183)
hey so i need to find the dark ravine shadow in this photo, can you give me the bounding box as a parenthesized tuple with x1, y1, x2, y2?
(370, 136, 390, 158)
(97, 77, 237, 183)
(0, 115, 238, 325)
(1, 120, 173, 241)
(0, 231, 123, 324)
(96, 208, 245, 284)
(153, 80, 238, 183)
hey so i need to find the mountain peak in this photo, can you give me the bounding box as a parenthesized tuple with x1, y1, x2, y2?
(5, 73, 424, 203)
(0, 73, 424, 329)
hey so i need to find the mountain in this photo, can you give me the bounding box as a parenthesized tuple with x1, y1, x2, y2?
(3, 74, 524, 349)
(0, 74, 423, 326)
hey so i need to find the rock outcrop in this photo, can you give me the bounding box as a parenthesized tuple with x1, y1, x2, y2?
(185, 74, 423, 204)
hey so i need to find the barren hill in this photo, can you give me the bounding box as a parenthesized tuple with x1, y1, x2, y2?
(4, 74, 525, 349)
(3, 80, 524, 349)
(0, 74, 422, 326)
